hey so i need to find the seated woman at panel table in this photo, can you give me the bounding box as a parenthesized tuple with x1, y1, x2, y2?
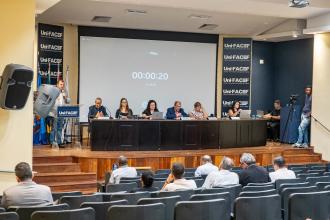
(189, 102, 208, 120)
(142, 100, 159, 119)
(227, 101, 241, 118)
(115, 98, 133, 119)
(166, 100, 188, 120)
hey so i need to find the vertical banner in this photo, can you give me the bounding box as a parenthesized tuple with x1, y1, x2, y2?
(37, 23, 64, 85)
(221, 38, 252, 117)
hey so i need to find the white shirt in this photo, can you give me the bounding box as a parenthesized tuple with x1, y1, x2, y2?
(195, 162, 219, 177)
(269, 168, 296, 182)
(49, 90, 67, 117)
(202, 170, 239, 189)
(109, 166, 137, 184)
(163, 179, 197, 191)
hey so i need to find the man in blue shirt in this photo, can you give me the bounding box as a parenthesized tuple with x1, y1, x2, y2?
(88, 97, 108, 120)
(166, 101, 188, 120)
(293, 86, 312, 148)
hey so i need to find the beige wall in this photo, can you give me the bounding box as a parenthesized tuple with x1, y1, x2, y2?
(311, 33, 330, 160)
(0, 0, 35, 191)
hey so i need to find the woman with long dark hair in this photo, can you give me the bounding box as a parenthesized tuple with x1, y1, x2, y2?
(115, 98, 133, 119)
(142, 100, 159, 119)
(228, 101, 241, 118)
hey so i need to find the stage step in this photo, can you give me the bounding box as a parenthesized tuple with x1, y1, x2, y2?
(33, 156, 73, 164)
(33, 172, 96, 184)
(284, 154, 322, 164)
(33, 163, 81, 173)
(283, 148, 314, 156)
(47, 180, 97, 194)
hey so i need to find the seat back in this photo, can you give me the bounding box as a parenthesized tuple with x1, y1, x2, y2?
(106, 182, 137, 193)
(175, 199, 227, 220)
(104, 171, 111, 185)
(81, 200, 128, 220)
(119, 177, 141, 187)
(183, 172, 194, 177)
(239, 189, 277, 197)
(247, 182, 274, 187)
(289, 191, 330, 220)
(0, 212, 19, 220)
(31, 207, 95, 220)
(306, 176, 330, 185)
(15, 204, 69, 220)
(154, 174, 169, 179)
(110, 192, 150, 205)
(59, 194, 103, 209)
(184, 168, 196, 173)
(316, 182, 330, 190)
(155, 169, 170, 175)
(153, 181, 165, 190)
(194, 179, 204, 188)
(274, 178, 303, 189)
(52, 191, 82, 201)
(297, 173, 321, 179)
(107, 203, 165, 220)
(234, 195, 281, 220)
(242, 185, 274, 192)
(157, 189, 194, 201)
(278, 182, 310, 193)
(0, 208, 5, 213)
(189, 193, 231, 220)
(138, 196, 181, 220)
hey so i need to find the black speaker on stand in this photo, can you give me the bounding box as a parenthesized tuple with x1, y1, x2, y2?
(0, 64, 33, 110)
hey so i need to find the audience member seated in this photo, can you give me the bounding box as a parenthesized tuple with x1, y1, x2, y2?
(166, 101, 188, 120)
(141, 100, 159, 119)
(109, 156, 137, 184)
(202, 157, 239, 188)
(269, 156, 296, 182)
(263, 99, 281, 141)
(227, 101, 241, 118)
(162, 163, 197, 191)
(88, 97, 108, 120)
(115, 98, 133, 119)
(239, 153, 270, 186)
(1, 162, 53, 208)
(194, 155, 218, 177)
(131, 171, 159, 192)
(189, 102, 208, 120)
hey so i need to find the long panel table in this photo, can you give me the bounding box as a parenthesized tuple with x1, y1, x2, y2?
(90, 119, 267, 151)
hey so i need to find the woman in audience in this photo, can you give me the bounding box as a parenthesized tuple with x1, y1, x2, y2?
(141, 100, 159, 119)
(228, 101, 241, 118)
(115, 98, 133, 119)
(189, 102, 208, 120)
(131, 171, 159, 192)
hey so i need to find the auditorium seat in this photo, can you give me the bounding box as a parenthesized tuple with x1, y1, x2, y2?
(110, 192, 150, 205)
(183, 172, 194, 177)
(274, 178, 304, 189)
(247, 182, 274, 187)
(189, 193, 231, 220)
(195, 187, 230, 194)
(175, 199, 227, 220)
(52, 191, 82, 201)
(93, 192, 127, 202)
(306, 176, 330, 185)
(193, 179, 204, 188)
(239, 189, 278, 197)
(59, 194, 103, 209)
(234, 195, 281, 220)
(13, 204, 69, 220)
(316, 181, 330, 190)
(306, 169, 325, 174)
(155, 169, 170, 175)
(31, 207, 95, 220)
(242, 185, 274, 192)
(184, 168, 196, 173)
(138, 196, 181, 220)
(211, 185, 242, 212)
(309, 165, 326, 170)
(119, 177, 142, 187)
(288, 191, 330, 220)
(156, 189, 194, 201)
(278, 182, 310, 193)
(154, 174, 169, 179)
(0, 212, 19, 220)
(323, 172, 330, 176)
(81, 200, 128, 220)
(280, 186, 318, 220)
(107, 203, 165, 220)
(153, 180, 165, 189)
(106, 182, 137, 193)
(297, 173, 321, 179)
(0, 208, 5, 213)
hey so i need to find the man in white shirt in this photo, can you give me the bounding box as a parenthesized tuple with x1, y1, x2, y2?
(109, 156, 137, 184)
(162, 163, 197, 191)
(195, 155, 218, 177)
(1, 162, 53, 209)
(202, 157, 239, 188)
(269, 156, 296, 182)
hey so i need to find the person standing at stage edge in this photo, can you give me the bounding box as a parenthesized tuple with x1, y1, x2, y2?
(293, 85, 312, 148)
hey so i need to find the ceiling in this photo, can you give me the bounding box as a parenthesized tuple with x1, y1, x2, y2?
(37, 0, 330, 36)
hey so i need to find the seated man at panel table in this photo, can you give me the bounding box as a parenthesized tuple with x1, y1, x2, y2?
(88, 97, 109, 120)
(239, 153, 270, 186)
(109, 156, 137, 184)
(162, 163, 197, 191)
(269, 156, 296, 182)
(263, 99, 281, 141)
(166, 101, 188, 120)
(202, 157, 239, 188)
(194, 155, 218, 177)
(1, 162, 53, 209)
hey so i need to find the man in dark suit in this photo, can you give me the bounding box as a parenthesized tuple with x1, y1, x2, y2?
(88, 97, 108, 120)
(166, 100, 188, 120)
(239, 153, 270, 186)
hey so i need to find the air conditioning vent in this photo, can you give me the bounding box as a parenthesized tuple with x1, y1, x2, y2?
(126, 9, 147, 14)
(289, 0, 309, 8)
(199, 24, 218, 30)
(91, 16, 111, 22)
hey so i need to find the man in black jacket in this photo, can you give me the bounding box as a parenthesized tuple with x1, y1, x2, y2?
(239, 153, 270, 186)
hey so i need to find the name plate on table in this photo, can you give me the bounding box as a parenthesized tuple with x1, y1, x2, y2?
(57, 106, 80, 118)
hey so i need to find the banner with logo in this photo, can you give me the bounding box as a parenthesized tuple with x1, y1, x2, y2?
(221, 38, 252, 117)
(37, 23, 64, 85)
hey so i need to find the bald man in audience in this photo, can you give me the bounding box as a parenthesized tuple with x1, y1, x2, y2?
(109, 156, 137, 184)
(1, 162, 53, 208)
(269, 156, 296, 182)
(195, 155, 218, 177)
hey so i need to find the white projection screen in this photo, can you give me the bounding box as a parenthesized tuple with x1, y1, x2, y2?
(79, 32, 217, 122)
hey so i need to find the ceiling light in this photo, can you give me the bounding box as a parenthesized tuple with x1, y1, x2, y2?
(91, 16, 111, 22)
(289, 0, 309, 8)
(199, 24, 218, 30)
(126, 9, 147, 14)
(292, 34, 298, 38)
(189, 14, 211, 20)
